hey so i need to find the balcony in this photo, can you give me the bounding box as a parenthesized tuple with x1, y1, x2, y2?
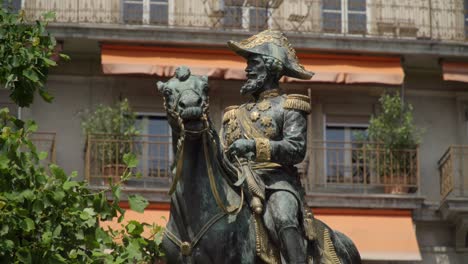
(85, 134, 172, 191)
(439, 146, 468, 200)
(15, 0, 467, 43)
(438, 146, 468, 250)
(30, 132, 56, 165)
(303, 141, 422, 208)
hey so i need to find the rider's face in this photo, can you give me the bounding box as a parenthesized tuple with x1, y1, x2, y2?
(240, 55, 267, 96)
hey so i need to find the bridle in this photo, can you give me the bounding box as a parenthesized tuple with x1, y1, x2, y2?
(163, 86, 245, 258)
(163, 87, 243, 215)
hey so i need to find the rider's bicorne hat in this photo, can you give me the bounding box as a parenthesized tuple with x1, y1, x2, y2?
(227, 29, 314, 80)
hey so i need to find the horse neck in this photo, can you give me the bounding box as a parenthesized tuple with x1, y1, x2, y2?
(170, 126, 230, 224)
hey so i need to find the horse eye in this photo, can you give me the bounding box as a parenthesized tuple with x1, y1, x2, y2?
(163, 89, 172, 97)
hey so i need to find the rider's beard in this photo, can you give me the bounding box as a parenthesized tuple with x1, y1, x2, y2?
(240, 73, 267, 96)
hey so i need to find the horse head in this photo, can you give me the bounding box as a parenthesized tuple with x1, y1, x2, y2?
(157, 66, 209, 136)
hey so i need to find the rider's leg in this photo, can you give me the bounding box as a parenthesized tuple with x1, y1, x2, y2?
(266, 191, 306, 264)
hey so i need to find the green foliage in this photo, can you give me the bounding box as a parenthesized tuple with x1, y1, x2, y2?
(0, 7, 68, 107)
(0, 108, 165, 263)
(81, 99, 139, 165)
(81, 99, 138, 137)
(367, 93, 421, 149)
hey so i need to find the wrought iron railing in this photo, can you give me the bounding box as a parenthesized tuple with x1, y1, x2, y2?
(439, 146, 468, 200)
(15, 0, 468, 42)
(30, 132, 56, 165)
(304, 141, 419, 195)
(85, 133, 173, 189)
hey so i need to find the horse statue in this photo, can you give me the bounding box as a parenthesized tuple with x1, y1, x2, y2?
(157, 66, 361, 264)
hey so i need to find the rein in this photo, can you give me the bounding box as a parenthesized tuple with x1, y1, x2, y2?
(163, 94, 245, 257)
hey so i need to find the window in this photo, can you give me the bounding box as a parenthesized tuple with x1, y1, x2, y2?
(322, 0, 367, 34)
(130, 114, 172, 188)
(465, 0, 468, 38)
(2, 0, 21, 13)
(222, 0, 270, 31)
(325, 123, 368, 184)
(123, 0, 168, 25)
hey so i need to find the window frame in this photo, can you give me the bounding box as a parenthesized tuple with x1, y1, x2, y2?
(2, 0, 22, 13)
(321, 0, 367, 35)
(324, 120, 369, 183)
(122, 0, 171, 25)
(133, 112, 173, 186)
(221, 0, 271, 31)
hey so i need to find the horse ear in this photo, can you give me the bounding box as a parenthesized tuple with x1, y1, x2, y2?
(201, 75, 208, 82)
(156, 81, 166, 93)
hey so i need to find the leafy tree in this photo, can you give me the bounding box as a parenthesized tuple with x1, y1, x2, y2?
(0, 109, 164, 263)
(0, 6, 165, 263)
(0, 6, 68, 107)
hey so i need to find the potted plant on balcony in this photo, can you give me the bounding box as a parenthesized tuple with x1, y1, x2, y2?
(81, 99, 139, 185)
(365, 93, 422, 194)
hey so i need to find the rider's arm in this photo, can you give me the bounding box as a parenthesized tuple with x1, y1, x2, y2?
(255, 108, 307, 165)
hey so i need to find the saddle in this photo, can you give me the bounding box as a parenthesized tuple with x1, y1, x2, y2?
(239, 163, 341, 264)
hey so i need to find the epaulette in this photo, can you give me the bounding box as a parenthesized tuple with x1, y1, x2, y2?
(222, 105, 239, 123)
(283, 94, 311, 114)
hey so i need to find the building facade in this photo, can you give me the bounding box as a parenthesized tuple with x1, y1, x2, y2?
(2, 0, 468, 262)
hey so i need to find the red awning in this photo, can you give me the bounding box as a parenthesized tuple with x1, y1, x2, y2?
(442, 62, 468, 83)
(102, 205, 421, 261)
(101, 44, 404, 85)
(314, 209, 421, 261)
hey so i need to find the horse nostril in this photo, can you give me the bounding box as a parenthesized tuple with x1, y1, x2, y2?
(178, 101, 186, 109)
(196, 98, 202, 106)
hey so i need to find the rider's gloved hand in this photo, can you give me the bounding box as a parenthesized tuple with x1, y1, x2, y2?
(227, 139, 256, 161)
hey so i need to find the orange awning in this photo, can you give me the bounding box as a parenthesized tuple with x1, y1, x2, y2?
(101, 44, 404, 85)
(102, 204, 420, 261)
(315, 209, 421, 261)
(442, 62, 468, 83)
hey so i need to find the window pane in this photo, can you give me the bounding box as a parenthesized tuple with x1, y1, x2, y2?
(326, 128, 345, 181)
(2, 0, 21, 13)
(348, 0, 366, 12)
(123, 1, 143, 24)
(224, 6, 243, 28)
(348, 13, 366, 34)
(150, 3, 168, 25)
(249, 8, 268, 31)
(323, 0, 341, 11)
(225, 0, 244, 6)
(323, 12, 341, 33)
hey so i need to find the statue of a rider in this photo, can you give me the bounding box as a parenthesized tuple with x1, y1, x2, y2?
(221, 30, 313, 264)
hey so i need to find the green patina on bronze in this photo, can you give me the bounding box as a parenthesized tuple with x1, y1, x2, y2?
(157, 30, 361, 264)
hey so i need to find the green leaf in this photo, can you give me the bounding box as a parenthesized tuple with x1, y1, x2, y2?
(23, 68, 39, 82)
(52, 225, 62, 238)
(16, 248, 32, 263)
(21, 218, 35, 232)
(126, 220, 144, 236)
(38, 89, 54, 103)
(123, 153, 138, 168)
(128, 194, 148, 213)
(43, 57, 57, 66)
(59, 53, 70, 61)
(42, 11, 56, 20)
(38, 151, 48, 160)
(62, 181, 79, 191)
(0, 154, 9, 169)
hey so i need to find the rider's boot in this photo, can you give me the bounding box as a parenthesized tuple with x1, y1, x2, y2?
(279, 225, 307, 264)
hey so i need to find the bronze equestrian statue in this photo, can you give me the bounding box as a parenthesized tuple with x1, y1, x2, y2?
(157, 30, 361, 264)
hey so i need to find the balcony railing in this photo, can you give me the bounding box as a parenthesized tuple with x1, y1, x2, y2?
(15, 0, 468, 42)
(30, 132, 56, 164)
(304, 141, 419, 195)
(85, 134, 173, 189)
(439, 146, 468, 200)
